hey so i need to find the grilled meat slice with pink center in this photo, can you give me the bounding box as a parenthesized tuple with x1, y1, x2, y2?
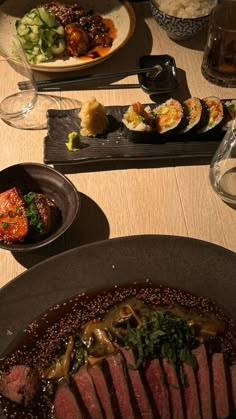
(162, 358, 184, 419)
(182, 363, 201, 419)
(73, 365, 103, 419)
(54, 379, 83, 419)
(88, 362, 115, 419)
(192, 344, 212, 419)
(230, 364, 236, 411)
(119, 347, 154, 418)
(0, 365, 40, 406)
(106, 353, 135, 418)
(212, 352, 230, 418)
(145, 358, 171, 419)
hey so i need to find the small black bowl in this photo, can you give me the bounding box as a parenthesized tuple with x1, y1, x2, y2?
(138, 55, 178, 95)
(0, 163, 80, 251)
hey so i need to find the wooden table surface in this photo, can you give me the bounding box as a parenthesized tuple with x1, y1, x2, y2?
(0, 2, 235, 288)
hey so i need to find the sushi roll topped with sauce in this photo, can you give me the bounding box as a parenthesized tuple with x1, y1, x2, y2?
(153, 98, 186, 135)
(122, 102, 157, 143)
(200, 96, 225, 133)
(122, 102, 154, 132)
(181, 97, 208, 134)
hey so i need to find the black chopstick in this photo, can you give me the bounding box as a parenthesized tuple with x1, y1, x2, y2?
(18, 66, 162, 91)
(39, 83, 141, 92)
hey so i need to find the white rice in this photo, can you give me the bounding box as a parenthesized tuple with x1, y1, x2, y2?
(156, 0, 217, 18)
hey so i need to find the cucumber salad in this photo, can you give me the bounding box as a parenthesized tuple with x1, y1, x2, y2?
(16, 7, 66, 64)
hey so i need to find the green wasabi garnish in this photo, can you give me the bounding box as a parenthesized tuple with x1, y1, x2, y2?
(65, 131, 82, 152)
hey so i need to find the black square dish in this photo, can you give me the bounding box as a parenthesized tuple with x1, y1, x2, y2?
(138, 55, 178, 94)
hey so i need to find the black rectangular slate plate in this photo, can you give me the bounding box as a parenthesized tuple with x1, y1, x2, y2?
(44, 104, 229, 165)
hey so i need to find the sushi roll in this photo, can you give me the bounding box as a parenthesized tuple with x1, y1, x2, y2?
(223, 99, 236, 130)
(199, 96, 225, 133)
(181, 97, 208, 134)
(122, 102, 156, 142)
(153, 98, 187, 135)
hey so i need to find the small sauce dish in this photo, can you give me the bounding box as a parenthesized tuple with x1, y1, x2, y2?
(138, 55, 178, 95)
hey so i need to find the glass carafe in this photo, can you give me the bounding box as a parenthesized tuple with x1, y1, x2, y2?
(209, 121, 236, 204)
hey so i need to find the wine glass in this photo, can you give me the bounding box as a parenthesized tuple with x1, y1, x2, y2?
(0, 33, 60, 129)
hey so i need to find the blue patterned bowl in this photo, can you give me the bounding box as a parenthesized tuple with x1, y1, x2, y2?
(150, 0, 210, 41)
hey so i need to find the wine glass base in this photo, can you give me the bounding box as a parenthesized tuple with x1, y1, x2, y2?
(2, 94, 60, 130)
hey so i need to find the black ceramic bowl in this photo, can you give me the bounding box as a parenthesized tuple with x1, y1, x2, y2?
(0, 163, 80, 251)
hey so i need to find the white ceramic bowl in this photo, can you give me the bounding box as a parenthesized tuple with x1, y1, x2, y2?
(0, 0, 135, 72)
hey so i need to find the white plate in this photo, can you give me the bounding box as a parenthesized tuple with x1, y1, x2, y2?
(0, 0, 135, 72)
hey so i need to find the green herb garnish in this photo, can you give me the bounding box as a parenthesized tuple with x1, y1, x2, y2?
(1, 221, 8, 229)
(24, 192, 37, 204)
(124, 311, 198, 375)
(24, 192, 45, 233)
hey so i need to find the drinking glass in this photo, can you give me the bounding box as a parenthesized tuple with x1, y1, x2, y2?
(0, 33, 60, 129)
(209, 120, 236, 205)
(0, 35, 37, 121)
(201, 1, 236, 88)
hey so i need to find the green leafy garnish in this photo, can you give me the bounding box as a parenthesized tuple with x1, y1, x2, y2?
(1, 221, 8, 229)
(24, 192, 45, 233)
(124, 311, 198, 373)
(24, 192, 37, 204)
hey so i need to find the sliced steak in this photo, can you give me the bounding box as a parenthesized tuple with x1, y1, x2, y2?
(54, 379, 82, 419)
(88, 362, 115, 419)
(120, 347, 153, 418)
(162, 359, 184, 419)
(145, 358, 171, 419)
(0, 365, 40, 406)
(212, 353, 230, 419)
(192, 344, 212, 419)
(182, 363, 201, 419)
(0, 188, 28, 244)
(229, 364, 236, 412)
(106, 353, 135, 419)
(73, 365, 103, 419)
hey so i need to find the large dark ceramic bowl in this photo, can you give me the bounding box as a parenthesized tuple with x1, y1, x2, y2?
(150, 0, 210, 41)
(0, 163, 80, 251)
(0, 235, 235, 357)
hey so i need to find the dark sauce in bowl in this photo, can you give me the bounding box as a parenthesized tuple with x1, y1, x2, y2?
(1, 282, 236, 418)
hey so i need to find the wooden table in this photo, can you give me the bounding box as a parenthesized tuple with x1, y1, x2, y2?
(0, 2, 235, 288)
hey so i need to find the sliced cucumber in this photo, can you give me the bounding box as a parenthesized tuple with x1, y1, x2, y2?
(37, 7, 56, 28)
(15, 7, 65, 64)
(16, 23, 30, 37)
(51, 38, 66, 55)
(28, 32, 40, 43)
(55, 26, 64, 37)
(21, 14, 42, 26)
